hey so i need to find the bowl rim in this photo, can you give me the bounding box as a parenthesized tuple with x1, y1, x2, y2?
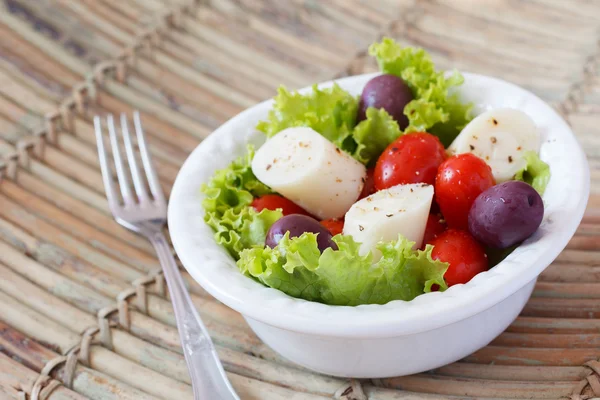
(168, 72, 590, 338)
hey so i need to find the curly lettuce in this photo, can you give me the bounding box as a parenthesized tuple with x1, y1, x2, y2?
(369, 38, 473, 146)
(351, 108, 402, 165)
(514, 151, 550, 196)
(201, 146, 282, 258)
(238, 233, 448, 306)
(256, 84, 358, 149)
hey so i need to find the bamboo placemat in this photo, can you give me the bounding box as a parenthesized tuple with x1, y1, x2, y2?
(0, 0, 599, 399)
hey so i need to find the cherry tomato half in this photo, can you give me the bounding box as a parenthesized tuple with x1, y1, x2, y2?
(435, 153, 495, 230)
(359, 168, 376, 199)
(320, 218, 344, 236)
(430, 229, 488, 287)
(251, 194, 310, 216)
(374, 132, 446, 190)
(422, 213, 447, 247)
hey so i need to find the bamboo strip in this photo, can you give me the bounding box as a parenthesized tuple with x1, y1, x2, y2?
(164, 28, 292, 92)
(364, 385, 469, 400)
(49, 0, 259, 121)
(95, 89, 205, 150)
(465, 346, 597, 366)
(0, 290, 193, 399)
(527, 0, 600, 22)
(98, 80, 212, 140)
(2, 46, 197, 166)
(0, 7, 90, 77)
(0, 232, 296, 376)
(329, 0, 393, 27)
(98, 0, 154, 24)
(566, 235, 600, 251)
(0, 34, 80, 91)
(0, 57, 66, 103)
(523, 297, 600, 318)
(15, 0, 118, 60)
(75, 0, 139, 36)
(429, 0, 598, 44)
(509, 317, 600, 334)
(0, 321, 163, 400)
(0, 353, 87, 400)
(223, 0, 380, 53)
(126, 0, 169, 13)
(12, 169, 154, 253)
(203, 3, 351, 64)
(192, 7, 340, 78)
(287, 0, 379, 38)
(433, 363, 588, 382)
(0, 289, 334, 400)
(0, 213, 204, 309)
(60, 1, 133, 46)
(121, 74, 224, 130)
(397, 28, 572, 100)
(123, 59, 246, 122)
(0, 72, 57, 115)
(491, 332, 600, 348)
(149, 37, 277, 103)
(0, 260, 347, 396)
(1, 5, 210, 152)
(0, 223, 289, 366)
(51, 0, 266, 111)
(0, 193, 147, 279)
(554, 249, 600, 265)
(418, 2, 591, 66)
(20, 154, 110, 214)
(379, 375, 574, 399)
(0, 291, 84, 353)
(539, 264, 600, 282)
(0, 240, 116, 314)
(0, 180, 162, 271)
(533, 282, 600, 299)
(181, 18, 314, 87)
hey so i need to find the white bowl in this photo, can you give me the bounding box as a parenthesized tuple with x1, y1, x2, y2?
(168, 73, 590, 378)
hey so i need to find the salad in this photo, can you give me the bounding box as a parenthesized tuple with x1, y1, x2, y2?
(201, 38, 550, 307)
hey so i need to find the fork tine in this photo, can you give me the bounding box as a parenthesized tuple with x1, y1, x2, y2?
(94, 116, 118, 206)
(133, 111, 164, 204)
(121, 113, 150, 203)
(107, 114, 134, 205)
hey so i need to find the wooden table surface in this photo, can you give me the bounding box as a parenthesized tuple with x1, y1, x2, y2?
(0, 0, 599, 399)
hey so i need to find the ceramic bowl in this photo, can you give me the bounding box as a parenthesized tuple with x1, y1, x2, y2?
(168, 73, 590, 378)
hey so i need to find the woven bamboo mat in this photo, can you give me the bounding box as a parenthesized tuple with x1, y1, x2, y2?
(0, 0, 599, 399)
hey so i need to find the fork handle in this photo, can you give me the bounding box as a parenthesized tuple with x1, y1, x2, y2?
(150, 232, 240, 400)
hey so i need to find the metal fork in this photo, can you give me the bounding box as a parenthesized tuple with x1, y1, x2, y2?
(94, 112, 239, 400)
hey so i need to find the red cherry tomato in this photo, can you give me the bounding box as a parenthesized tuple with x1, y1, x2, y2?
(251, 194, 310, 216)
(435, 153, 495, 230)
(320, 218, 344, 236)
(374, 132, 446, 190)
(422, 213, 447, 247)
(359, 168, 376, 199)
(430, 229, 488, 287)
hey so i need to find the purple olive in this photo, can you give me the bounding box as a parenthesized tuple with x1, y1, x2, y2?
(358, 74, 414, 129)
(468, 181, 544, 249)
(266, 214, 337, 252)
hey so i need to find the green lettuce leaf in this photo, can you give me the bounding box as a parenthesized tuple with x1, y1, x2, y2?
(514, 151, 550, 195)
(256, 84, 358, 149)
(238, 232, 449, 306)
(202, 146, 282, 258)
(369, 38, 473, 146)
(351, 107, 402, 165)
(207, 206, 282, 258)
